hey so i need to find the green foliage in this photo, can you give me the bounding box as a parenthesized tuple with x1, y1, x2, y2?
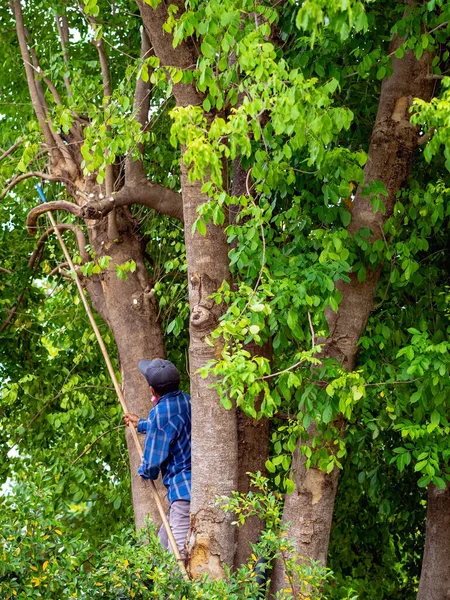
(1, 0, 450, 596)
(412, 77, 450, 170)
(0, 473, 358, 599)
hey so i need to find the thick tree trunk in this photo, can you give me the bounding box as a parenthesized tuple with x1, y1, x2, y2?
(180, 165, 238, 578)
(86, 207, 168, 529)
(270, 12, 434, 594)
(417, 484, 450, 600)
(269, 429, 339, 594)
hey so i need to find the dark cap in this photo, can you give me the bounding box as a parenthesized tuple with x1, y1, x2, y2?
(138, 359, 180, 394)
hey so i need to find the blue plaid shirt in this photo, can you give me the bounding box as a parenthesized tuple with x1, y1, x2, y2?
(137, 390, 191, 505)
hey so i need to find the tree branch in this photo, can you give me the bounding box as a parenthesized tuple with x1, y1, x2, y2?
(55, 14, 72, 97)
(71, 424, 126, 465)
(0, 291, 25, 334)
(24, 23, 79, 173)
(80, 181, 184, 222)
(0, 171, 70, 201)
(81, 2, 112, 99)
(12, 0, 55, 152)
(0, 137, 24, 162)
(125, 26, 153, 182)
(26, 51, 63, 105)
(26, 200, 82, 236)
(48, 262, 69, 277)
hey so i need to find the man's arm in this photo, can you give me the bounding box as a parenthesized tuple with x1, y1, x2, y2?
(123, 413, 148, 434)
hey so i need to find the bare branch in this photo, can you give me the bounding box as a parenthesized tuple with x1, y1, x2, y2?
(25, 23, 79, 173)
(26, 201, 82, 236)
(105, 167, 119, 239)
(80, 181, 184, 222)
(55, 14, 72, 96)
(92, 37, 112, 98)
(308, 312, 316, 348)
(418, 127, 436, 145)
(27, 50, 63, 105)
(135, 27, 153, 130)
(48, 262, 69, 277)
(12, 0, 55, 151)
(14, 4, 78, 176)
(0, 267, 12, 275)
(126, 27, 153, 183)
(0, 137, 24, 162)
(0, 171, 69, 201)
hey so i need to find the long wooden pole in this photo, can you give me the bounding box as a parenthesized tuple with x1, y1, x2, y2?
(35, 185, 187, 576)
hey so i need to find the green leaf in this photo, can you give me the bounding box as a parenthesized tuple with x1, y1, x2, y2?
(265, 459, 276, 473)
(322, 404, 333, 424)
(285, 478, 295, 494)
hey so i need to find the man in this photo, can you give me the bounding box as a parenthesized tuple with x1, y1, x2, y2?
(123, 358, 191, 559)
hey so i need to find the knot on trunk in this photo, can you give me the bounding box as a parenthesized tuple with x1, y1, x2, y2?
(190, 305, 212, 328)
(81, 197, 114, 220)
(131, 287, 155, 315)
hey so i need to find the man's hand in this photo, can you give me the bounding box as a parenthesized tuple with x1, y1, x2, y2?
(123, 413, 140, 428)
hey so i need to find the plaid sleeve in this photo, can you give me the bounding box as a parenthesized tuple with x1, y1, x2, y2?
(137, 418, 149, 434)
(138, 421, 171, 481)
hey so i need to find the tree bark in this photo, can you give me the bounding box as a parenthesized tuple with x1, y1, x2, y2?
(180, 164, 237, 578)
(85, 208, 168, 529)
(234, 409, 269, 568)
(270, 9, 435, 594)
(269, 427, 339, 594)
(417, 484, 450, 600)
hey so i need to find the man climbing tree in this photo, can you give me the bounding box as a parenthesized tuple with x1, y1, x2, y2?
(124, 359, 191, 560)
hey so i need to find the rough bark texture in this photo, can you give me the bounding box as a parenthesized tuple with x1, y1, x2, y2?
(417, 484, 450, 600)
(325, 31, 434, 371)
(269, 426, 339, 594)
(234, 408, 269, 568)
(86, 209, 168, 529)
(180, 163, 238, 578)
(271, 13, 435, 595)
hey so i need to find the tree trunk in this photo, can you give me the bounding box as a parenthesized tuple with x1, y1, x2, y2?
(417, 484, 450, 600)
(138, 0, 239, 577)
(180, 164, 238, 578)
(270, 9, 434, 593)
(85, 208, 168, 529)
(269, 430, 339, 594)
